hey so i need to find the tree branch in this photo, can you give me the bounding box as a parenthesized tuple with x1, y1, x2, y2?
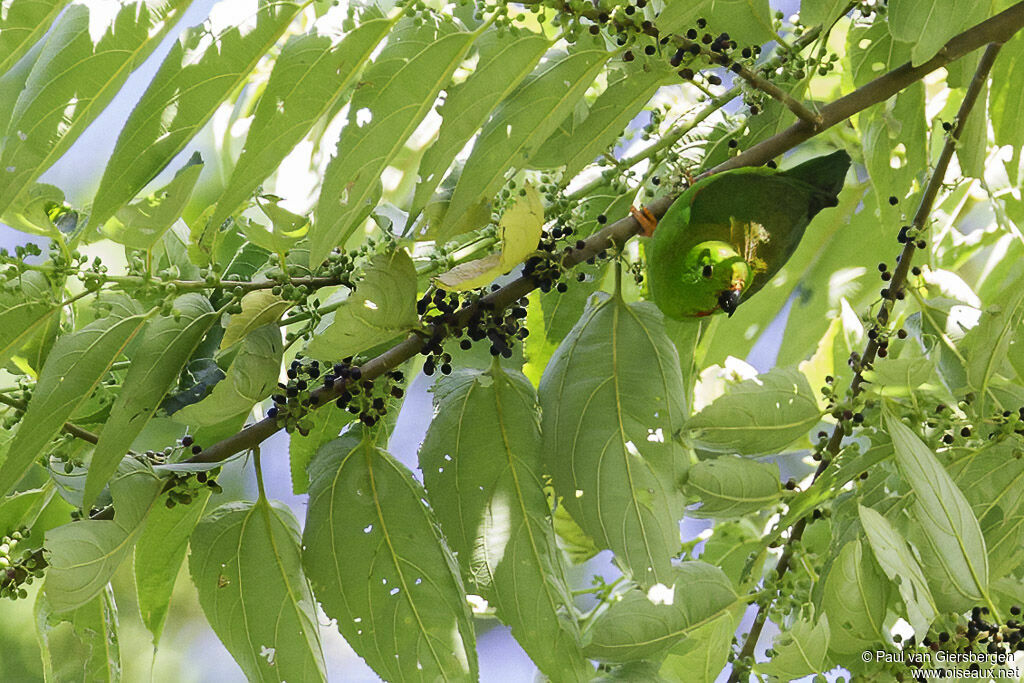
(187, 2, 1024, 467)
(725, 40, 1005, 682)
(0, 394, 99, 445)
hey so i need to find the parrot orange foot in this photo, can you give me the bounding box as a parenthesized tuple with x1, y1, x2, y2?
(630, 205, 658, 237)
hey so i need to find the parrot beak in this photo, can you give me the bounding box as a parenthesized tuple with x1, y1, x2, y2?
(718, 289, 742, 317)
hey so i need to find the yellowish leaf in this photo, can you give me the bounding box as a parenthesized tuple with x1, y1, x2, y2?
(221, 290, 291, 349)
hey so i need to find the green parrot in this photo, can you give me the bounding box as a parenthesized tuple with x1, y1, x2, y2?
(633, 150, 852, 320)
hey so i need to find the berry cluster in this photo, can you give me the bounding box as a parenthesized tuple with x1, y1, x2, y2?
(523, 226, 576, 294)
(0, 528, 43, 601)
(267, 358, 324, 435)
(892, 605, 1024, 681)
(165, 466, 223, 508)
(329, 363, 405, 428)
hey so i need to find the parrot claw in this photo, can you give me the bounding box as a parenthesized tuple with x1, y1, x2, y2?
(630, 206, 658, 237)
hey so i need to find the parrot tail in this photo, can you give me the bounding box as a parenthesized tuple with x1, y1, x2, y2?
(782, 149, 853, 218)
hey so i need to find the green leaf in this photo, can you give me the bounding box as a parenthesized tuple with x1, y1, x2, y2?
(434, 42, 609, 241)
(174, 324, 281, 428)
(0, 0, 192, 217)
(100, 152, 204, 250)
(799, 0, 850, 27)
(0, 270, 59, 369)
(697, 520, 766, 589)
(44, 460, 163, 612)
(991, 33, 1024, 150)
(886, 416, 988, 613)
(949, 442, 1024, 579)
(0, 36, 42, 156)
(221, 290, 291, 349)
(821, 540, 890, 655)
(552, 499, 602, 564)
(860, 356, 945, 397)
(421, 367, 591, 681)
(683, 456, 782, 518)
(35, 584, 119, 682)
(0, 484, 47, 534)
(135, 489, 210, 646)
(963, 284, 1024, 415)
(956, 80, 988, 179)
(211, 11, 396, 230)
(288, 406, 354, 495)
(859, 83, 927, 224)
(305, 250, 417, 360)
(531, 64, 674, 180)
(0, 0, 69, 77)
(659, 609, 741, 682)
(888, 0, 988, 66)
(858, 504, 937, 637)
(656, 0, 775, 46)
(190, 499, 326, 682)
(847, 20, 913, 89)
(685, 367, 820, 456)
(538, 293, 687, 587)
(238, 199, 309, 255)
(0, 301, 150, 496)
(310, 16, 476, 263)
(757, 615, 830, 679)
(86, 294, 217, 508)
(302, 434, 478, 681)
(583, 563, 737, 662)
(410, 27, 550, 224)
(89, 0, 303, 228)
(436, 184, 544, 290)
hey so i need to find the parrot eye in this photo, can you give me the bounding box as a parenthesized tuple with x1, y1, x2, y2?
(701, 264, 713, 279)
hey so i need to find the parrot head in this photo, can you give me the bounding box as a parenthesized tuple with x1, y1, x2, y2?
(681, 240, 750, 317)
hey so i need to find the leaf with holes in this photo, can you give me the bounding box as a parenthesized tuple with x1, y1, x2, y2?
(421, 367, 591, 681)
(685, 367, 821, 456)
(305, 250, 417, 360)
(302, 433, 477, 681)
(583, 563, 737, 662)
(757, 615, 830, 679)
(90, 0, 303, 228)
(36, 585, 119, 680)
(310, 16, 476, 263)
(0, 0, 192, 218)
(190, 498, 326, 682)
(211, 10, 396, 230)
(434, 42, 609, 241)
(538, 293, 687, 587)
(821, 539, 890, 655)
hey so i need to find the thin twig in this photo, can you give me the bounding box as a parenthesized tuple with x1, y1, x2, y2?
(725, 41, 1005, 682)
(730, 61, 823, 129)
(187, 4, 1024, 467)
(0, 394, 100, 445)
